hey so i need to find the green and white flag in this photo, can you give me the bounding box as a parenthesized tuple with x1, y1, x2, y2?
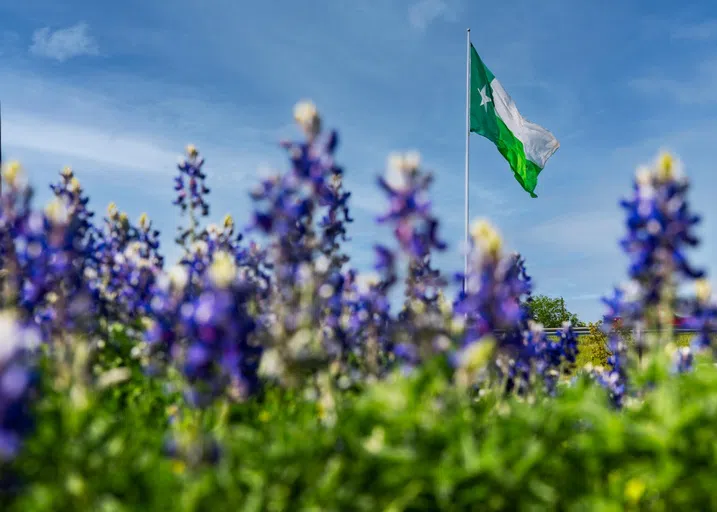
(469, 44, 559, 197)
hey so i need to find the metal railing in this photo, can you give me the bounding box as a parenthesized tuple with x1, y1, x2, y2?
(542, 326, 698, 337)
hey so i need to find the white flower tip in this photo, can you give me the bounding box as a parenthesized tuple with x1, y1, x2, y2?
(167, 265, 189, 290)
(208, 251, 236, 288)
(44, 197, 70, 225)
(387, 151, 421, 173)
(293, 100, 321, 136)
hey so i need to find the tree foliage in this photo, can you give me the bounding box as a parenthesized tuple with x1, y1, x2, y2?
(528, 294, 585, 328)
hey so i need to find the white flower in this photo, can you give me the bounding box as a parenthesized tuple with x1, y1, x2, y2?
(208, 251, 236, 288)
(0, 312, 40, 363)
(44, 197, 69, 225)
(191, 240, 209, 255)
(384, 151, 421, 190)
(315, 255, 330, 274)
(355, 272, 380, 294)
(258, 348, 284, 378)
(293, 100, 321, 137)
(695, 279, 713, 303)
(293, 100, 318, 126)
(168, 265, 189, 290)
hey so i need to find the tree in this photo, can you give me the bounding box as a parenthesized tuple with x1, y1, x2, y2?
(527, 294, 585, 328)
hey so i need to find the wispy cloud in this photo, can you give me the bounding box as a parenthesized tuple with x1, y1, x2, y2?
(29, 22, 99, 62)
(5, 112, 177, 175)
(524, 210, 623, 257)
(671, 20, 717, 41)
(628, 52, 717, 106)
(566, 293, 602, 302)
(408, 0, 456, 31)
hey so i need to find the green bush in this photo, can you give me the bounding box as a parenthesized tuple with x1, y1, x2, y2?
(574, 326, 703, 372)
(575, 322, 611, 369)
(6, 347, 717, 511)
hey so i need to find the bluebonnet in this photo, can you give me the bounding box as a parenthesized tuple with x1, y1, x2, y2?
(672, 346, 693, 374)
(203, 215, 273, 301)
(593, 153, 704, 405)
(201, 215, 242, 261)
(0, 312, 40, 463)
(249, 101, 344, 272)
(49, 167, 97, 250)
(454, 222, 531, 348)
(0, 164, 98, 338)
(249, 102, 359, 387)
(181, 251, 260, 404)
(377, 152, 446, 260)
(318, 173, 352, 272)
(592, 286, 634, 407)
(94, 207, 164, 323)
(451, 220, 579, 394)
(375, 152, 449, 368)
(619, 154, 703, 310)
(134, 213, 164, 269)
(520, 321, 581, 395)
(685, 280, 717, 353)
(249, 170, 315, 282)
(174, 145, 211, 251)
(177, 239, 213, 297)
(94, 203, 132, 302)
(451, 221, 527, 387)
(0, 162, 34, 309)
(341, 246, 398, 379)
(147, 252, 259, 406)
(279, 109, 352, 273)
(143, 264, 190, 370)
(145, 144, 271, 388)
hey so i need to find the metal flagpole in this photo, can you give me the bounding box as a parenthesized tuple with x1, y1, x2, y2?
(463, 28, 471, 292)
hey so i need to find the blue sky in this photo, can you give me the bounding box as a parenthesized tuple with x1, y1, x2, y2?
(1, 0, 716, 322)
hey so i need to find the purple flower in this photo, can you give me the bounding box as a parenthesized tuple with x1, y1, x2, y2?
(454, 222, 531, 348)
(672, 346, 693, 374)
(174, 146, 211, 251)
(684, 280, 717, 356)
(341, 248, 398, 379)
(451, 221, 555, 393)
(373, 153, 449, 369)
(593, 154, 704, 405)
(146, 252, 260, 404)
(317, 172, 353, 272)
(247, 102, 361, 385)
(94, 208, 164, 323)
(0, 312, 40, 463)
(377, 152, 446, 261)
(0, 164, 99, 338)
(619, 155, 703, 308)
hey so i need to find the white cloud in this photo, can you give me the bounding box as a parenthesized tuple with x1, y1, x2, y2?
(469, 186, 527, 217)
(0, 68, 388, 219)
(525, 210, 623, 256)
(566, 293, 602, 302)
(628, 56, 717, 105)
(29, 22, 99, 62)
(408, 0, 455, 31)
(5, 113, 178, 174)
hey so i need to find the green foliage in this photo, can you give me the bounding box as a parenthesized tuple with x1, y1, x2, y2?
(6, 325, 717, 511)
(528, 294, 584, 328)
(573, 326, 698, 371)
(575, 322, 611, 369)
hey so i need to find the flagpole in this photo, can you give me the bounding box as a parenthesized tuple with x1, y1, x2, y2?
(463, 28, 471, 292)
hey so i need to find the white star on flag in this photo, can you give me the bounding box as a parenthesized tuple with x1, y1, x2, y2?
(478, 85, 492, 111)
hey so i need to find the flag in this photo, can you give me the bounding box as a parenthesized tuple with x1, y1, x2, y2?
(469, 44, 559, 197)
